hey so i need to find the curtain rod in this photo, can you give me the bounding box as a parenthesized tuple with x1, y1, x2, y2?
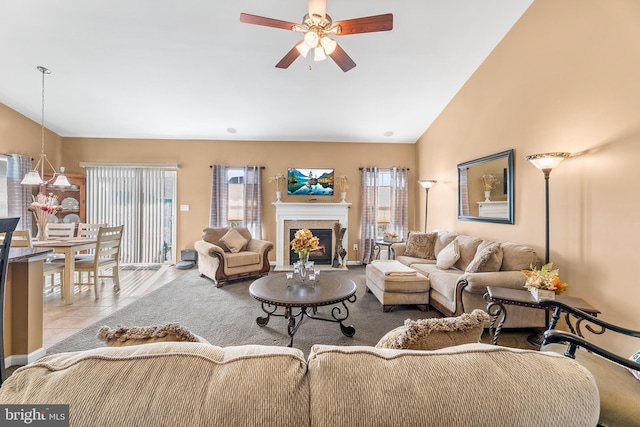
(209, 165, 265, 169)
(80, 162, 180, 169)
(358, 167, 410, 171)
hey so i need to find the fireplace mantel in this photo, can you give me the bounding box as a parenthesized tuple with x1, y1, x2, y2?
(273, 201, 351, 270)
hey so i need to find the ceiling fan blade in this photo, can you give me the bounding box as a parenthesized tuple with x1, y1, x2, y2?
(240, 13, 297, 31)
(308, 0, 326, 18)
(275, 42, 303, 69)
(329, 43, 356, 72)
(334, 13, 393, 35)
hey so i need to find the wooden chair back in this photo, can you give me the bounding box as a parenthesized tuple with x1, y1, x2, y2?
(8, 229, 33, 248)
(45, 223, 76, 238)
(94, 225, 124, 266)
(77, 223, 107, 238)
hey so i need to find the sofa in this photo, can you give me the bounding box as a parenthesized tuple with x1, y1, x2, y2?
(390, 231, 545, 328)
(194, 227, 273, 287)
(0, 342, 599, 426)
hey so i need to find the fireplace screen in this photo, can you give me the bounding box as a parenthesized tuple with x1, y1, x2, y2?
(289, 228, 333, 265)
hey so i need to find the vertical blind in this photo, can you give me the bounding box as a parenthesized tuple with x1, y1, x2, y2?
(6, 154, 33, 230)
(85, 166, 166, 264)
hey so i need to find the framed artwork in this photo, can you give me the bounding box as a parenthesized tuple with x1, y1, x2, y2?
(287, 168, 334, 196)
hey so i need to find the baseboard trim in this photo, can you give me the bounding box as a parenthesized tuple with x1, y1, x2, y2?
(4, 347, 47, 368)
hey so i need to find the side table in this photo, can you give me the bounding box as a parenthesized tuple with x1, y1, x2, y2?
(374, 240, 402, 260)
(484, 286, 600, 346)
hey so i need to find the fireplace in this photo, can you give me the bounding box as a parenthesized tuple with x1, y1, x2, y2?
(273, 201, 350, 270)
(289, 228, 333, 265)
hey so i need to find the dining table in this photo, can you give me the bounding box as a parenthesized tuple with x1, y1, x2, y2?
(32, 237, 97, 304)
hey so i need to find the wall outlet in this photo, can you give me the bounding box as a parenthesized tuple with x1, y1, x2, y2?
(353, 243, 358, 251)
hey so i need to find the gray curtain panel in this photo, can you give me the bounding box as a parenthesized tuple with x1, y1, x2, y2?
(209, 165, 228, 228)
(359, 167, 379, 264)
(7, 154, 33, 230)
(389, 167, 408, 239)
(243, 166, 262, 239)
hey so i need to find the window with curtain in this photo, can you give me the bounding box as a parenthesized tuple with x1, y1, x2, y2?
(360, 167, 408, 264)
(209, 165, 263, 239)
(84, 165, 168, 264)
(4, 154, 33, 230)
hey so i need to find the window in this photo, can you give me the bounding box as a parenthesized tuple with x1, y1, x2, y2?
(377, 170, 391, 239)
(227, 168, 244, 227)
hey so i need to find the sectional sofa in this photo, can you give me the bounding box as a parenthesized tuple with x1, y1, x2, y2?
(391, 231, 545, 328)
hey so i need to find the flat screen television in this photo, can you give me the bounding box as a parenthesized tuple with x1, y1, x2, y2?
(287, 168, 334, 196)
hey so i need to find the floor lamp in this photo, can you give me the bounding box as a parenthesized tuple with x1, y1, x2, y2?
(525, 152, 570, 264)
(525, 152, 569, 348)
(418, 180, 437, 232)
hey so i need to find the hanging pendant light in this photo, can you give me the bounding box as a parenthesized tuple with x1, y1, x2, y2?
(21, 66, 72, 187)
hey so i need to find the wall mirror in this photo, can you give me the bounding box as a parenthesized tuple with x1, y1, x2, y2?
(458, 149, 514, 224)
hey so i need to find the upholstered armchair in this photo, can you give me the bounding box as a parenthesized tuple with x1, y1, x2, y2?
(194, 227, 273, 287)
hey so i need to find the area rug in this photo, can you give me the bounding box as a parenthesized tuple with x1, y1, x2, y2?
(46, 266, 535, 357)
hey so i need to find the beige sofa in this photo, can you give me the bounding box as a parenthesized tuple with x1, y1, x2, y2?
(0, 342, 599, 426)
(391, 231, 545, 328)
(194, 227, 273, 287)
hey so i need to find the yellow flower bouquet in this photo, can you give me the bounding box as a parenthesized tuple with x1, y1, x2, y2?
(290, 228, 320, 259)
(522, 263, 568, 294)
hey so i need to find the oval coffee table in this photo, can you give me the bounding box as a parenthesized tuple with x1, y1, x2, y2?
(249, 273, 357, 347)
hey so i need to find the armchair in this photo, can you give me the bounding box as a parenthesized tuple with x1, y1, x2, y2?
(540, 300, 640, 427)
(194, 227, 273, 287)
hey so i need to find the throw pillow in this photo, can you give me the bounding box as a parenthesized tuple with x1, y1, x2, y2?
(97, 323, 206, 347)
(630, 350, 640, 381)
(466, 241, 503, 273)
(219, 228, 248, 253)
(436, 239, 460, 269)
(403, 231, 437, 259)
(375, 309, 490, 350)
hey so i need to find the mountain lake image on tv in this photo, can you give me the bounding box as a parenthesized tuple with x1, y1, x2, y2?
(287, 168, 334, 196)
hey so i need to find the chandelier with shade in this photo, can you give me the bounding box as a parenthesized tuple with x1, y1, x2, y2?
(21, 66, 72, 187)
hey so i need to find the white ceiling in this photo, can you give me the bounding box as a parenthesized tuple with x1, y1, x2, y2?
(0, 0, 533, 144)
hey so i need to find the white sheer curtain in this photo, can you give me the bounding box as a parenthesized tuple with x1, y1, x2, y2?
(243, 166, 262, 239)
(389, 167, 409, 239)
(85, 166, 166, 264)
(209, 165, 228, 227)
(7, 154, 33, 230)
(359, 167, 379, 264)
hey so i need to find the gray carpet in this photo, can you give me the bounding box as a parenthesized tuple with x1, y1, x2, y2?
(46, 266, 536, 357)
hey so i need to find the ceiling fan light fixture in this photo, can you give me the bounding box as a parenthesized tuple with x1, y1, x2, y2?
(320, 36, 336, 54)
(313, 46, 327, 61)
(303, 30, 319, 48)
(296, 42, 311, 57)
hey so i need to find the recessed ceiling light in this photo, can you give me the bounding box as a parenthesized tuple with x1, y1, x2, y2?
(383, 131, 394, 137)
(226, 128, 237, 134)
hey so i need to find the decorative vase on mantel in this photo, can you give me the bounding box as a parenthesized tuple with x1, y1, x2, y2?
(484, 190, 491, 202)
(530, 288, 555, 302)
(340, 192, 347, 202)
(276, 191, 282, 202)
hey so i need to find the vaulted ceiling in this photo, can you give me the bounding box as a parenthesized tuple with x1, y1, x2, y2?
(0, 0, 533, 143)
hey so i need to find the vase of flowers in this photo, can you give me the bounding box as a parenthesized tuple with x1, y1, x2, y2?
(522, 262, 568, 301)
(481, 174, 500, 202)
(29, 193, 61, 241)
(336, 175, 348, 201)
(290, 229, 320, 280)
(269, 173, 286, 202)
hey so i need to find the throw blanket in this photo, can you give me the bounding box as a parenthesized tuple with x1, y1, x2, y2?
(371, 260, 417, 276)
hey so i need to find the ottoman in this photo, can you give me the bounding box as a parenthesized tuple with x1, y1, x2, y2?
(365, 260, 430, 312)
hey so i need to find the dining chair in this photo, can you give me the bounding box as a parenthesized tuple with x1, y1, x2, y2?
(45, 223, 76, 238)
(0, 217, 20, 384)
(74, 225, 124, 299)
(8, 229, 32, 247)
(76, 223, 107, 238)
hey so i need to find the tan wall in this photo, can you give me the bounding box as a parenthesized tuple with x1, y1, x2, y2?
(416, 0, 640, 356)
(0, 103, 63, 168)
(61, 138, 417, 261)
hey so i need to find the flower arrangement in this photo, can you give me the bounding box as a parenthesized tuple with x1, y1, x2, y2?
(29, 193, 60, 240)
(481, 174, 500, 191)
(290, 228, 320, 259)
(268, 173, 286, 193)
(335, 175, 349, 192)
(522, 263, 568, 294)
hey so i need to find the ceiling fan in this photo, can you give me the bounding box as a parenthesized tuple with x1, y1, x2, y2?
(240, 0, 393, 72)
